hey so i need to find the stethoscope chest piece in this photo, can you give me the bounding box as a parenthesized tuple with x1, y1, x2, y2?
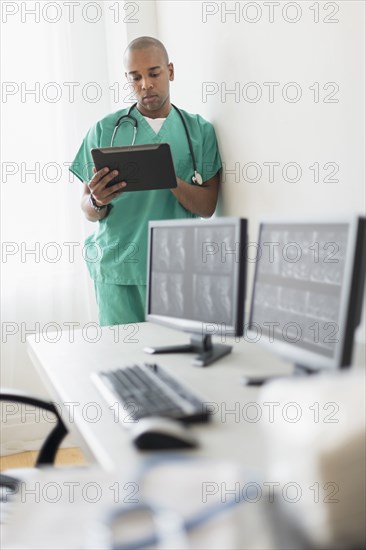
(192, 171, 203, 185)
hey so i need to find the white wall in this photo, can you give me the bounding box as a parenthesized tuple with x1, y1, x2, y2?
(156, 1, 364, 216)
(155, 0, 365, 337)
(1, 2, 130, 453)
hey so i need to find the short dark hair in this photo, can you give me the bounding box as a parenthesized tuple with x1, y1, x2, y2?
(124, 36, 169, 65)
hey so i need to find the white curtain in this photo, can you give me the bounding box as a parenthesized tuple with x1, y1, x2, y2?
(0, 4, 130, 397)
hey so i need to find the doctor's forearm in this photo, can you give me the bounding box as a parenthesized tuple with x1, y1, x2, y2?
(171, 177, 218, 218)
(81, 194, 109, 222)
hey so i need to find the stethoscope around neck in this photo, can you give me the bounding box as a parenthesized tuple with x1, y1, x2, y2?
(110, 102, 203, 185)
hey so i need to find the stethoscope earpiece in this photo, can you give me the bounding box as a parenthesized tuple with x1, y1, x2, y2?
(111, 103, 202, 186)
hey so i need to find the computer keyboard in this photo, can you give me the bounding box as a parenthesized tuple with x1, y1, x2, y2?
(92, 363, 211, 424)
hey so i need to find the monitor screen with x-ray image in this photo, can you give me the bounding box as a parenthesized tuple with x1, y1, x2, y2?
(145, 218, 247, 367)
(247, 216, 366, 376)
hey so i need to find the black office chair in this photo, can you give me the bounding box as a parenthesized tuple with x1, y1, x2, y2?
(0, 390, 68, 495)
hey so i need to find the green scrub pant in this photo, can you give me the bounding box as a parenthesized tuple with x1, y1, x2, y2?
(94, 282, 146, 326)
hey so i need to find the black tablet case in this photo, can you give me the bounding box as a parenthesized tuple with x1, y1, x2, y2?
(91, 143, 177, 191)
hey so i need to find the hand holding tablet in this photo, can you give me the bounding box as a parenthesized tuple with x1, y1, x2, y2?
(91, 143, 177, 192)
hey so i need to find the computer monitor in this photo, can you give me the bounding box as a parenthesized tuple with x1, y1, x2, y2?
(248, 217, 366, 375)
(145, 217, 247, 366)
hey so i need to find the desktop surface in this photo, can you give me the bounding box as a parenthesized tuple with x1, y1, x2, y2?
(27, 322, 296, 471)
(6, 324, 364, 550)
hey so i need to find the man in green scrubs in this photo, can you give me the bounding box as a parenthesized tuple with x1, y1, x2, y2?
(70, 36, 222, 326)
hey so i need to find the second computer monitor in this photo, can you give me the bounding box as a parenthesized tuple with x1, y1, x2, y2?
(145, 217, 247, 366)
(248, 217, 366, 374)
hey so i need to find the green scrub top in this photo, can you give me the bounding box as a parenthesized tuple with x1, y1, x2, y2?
(70, 105, 222, 285)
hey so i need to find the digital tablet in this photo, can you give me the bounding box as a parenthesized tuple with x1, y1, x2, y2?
(91, 143, 177, 191)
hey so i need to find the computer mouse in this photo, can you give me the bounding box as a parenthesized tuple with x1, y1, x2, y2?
(241, 375, 271, 386)
(130, 417, 198, 451)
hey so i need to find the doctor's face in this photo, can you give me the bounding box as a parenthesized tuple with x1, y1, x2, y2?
(124, 47, 174, 118)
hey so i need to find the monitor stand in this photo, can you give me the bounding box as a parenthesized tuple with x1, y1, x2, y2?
(241, 363, 317, 386)
(144, 334, 232, 367)
(293, 364, 316, 376)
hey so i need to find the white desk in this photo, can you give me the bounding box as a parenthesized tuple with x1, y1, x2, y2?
(5, 324, 363, 550)
(27, 322, 297, 471)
